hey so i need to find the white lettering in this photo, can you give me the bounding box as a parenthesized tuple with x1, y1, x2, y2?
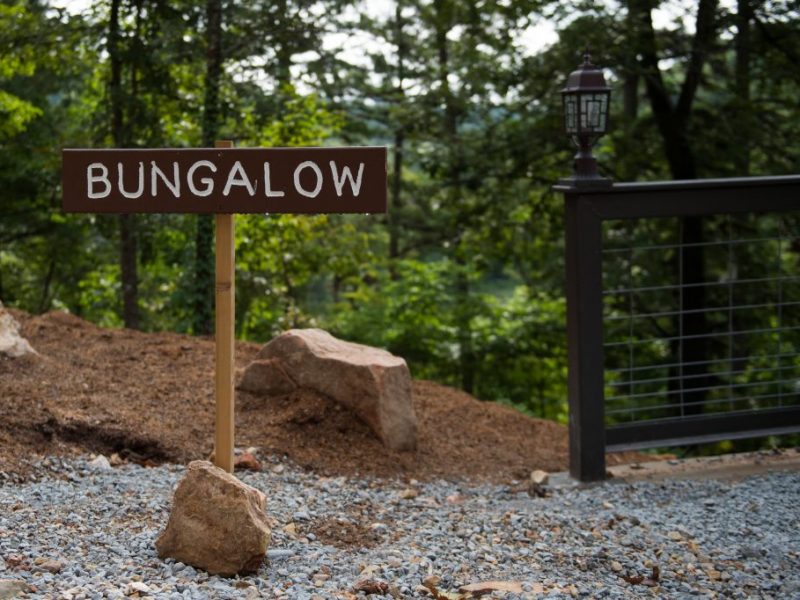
(294, 161, 323, 198)
(187, 160, 217, 197)
(118, 161, 144, 199)
(150, 161, 180, 197)
(263, 162, 285, 197)
(87, 163, 111, 199)
(329, 161, 364, 197)
(223, 161, 256, 196)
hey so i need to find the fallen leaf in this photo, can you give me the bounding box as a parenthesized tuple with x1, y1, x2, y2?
(353, 579, 389, 595)
(459, 581, 524, 596)
(422, 576, 461, 600)
(5, 554, 30, 571)
(623, 566, 660, 587)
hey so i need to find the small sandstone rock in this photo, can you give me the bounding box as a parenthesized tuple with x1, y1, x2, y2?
(234, 453, 262, 472)
(399, 487, 419, 500)
(34, 558, 63, 574)
(530, 469, 549, 486)
(88, 455, 111, 470)
(156, 461, 271, 576)
(127, 581, 151, 595)
(256, 329, 417, 451)
(0, 579, 29, 600)
(237, 358, 297, 396)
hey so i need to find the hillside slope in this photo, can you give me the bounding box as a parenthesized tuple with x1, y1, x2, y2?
(0, 310, 639, 481)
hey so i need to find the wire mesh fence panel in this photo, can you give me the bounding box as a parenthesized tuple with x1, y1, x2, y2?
(601, 212, 800, 426)
(562, 177, 800, 480)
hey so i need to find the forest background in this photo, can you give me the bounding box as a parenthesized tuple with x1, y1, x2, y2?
(1, 0, 798, 425)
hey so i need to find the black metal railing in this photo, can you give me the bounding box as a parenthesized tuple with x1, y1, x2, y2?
(556, 175, 800, 481)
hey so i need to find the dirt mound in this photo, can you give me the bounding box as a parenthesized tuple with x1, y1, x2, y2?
(0, 309, 639, 482)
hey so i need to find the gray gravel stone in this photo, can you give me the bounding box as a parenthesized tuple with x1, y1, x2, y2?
(0, 457, 798, 599)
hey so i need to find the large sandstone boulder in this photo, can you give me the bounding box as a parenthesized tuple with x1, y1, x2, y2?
(156, 461, 271, 576)
(246, 329, 417, 451)
(238, 358, 297, 396)
(0, 303, 36, 358)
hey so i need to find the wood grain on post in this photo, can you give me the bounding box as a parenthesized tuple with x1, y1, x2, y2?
(214, 140, 235, 473)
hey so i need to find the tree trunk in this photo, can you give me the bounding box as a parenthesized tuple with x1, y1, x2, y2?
(274, 0, 292, 87)
(389, 0, 406, 264)
(627, 0, 718, 180)
(38, 256, 56, 313)
(627, 0, 719, 415)
(120, 215, 139, 329)
(735, 0, 752, 176)
(110, 0, 140, 330)
(623, 74, 638, 121)
(193, 0, 223, 335)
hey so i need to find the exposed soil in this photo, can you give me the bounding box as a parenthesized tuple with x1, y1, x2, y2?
(607, 448, 800, 482)
(1, 309, 643, 482)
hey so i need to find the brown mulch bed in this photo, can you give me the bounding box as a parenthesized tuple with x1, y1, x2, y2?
(0, 309, 644, 482)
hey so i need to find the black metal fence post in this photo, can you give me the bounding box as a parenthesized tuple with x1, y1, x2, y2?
(562, 186, 607, 481)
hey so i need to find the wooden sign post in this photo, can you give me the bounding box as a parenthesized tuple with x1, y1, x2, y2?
(62, 144, 387, 473)
(214, 140, 235, 473)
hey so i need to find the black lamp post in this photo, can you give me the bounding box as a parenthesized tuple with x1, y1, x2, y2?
(560, 50, 612, 188)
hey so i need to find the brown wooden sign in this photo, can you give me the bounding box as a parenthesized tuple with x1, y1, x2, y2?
(62, 147, 387, 214)
(61, 141, 386, 476)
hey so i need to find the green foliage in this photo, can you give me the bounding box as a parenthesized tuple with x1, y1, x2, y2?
(331, 259, 461, 381)
(0, 2, 43, 138)
(1, 0, 798, 432)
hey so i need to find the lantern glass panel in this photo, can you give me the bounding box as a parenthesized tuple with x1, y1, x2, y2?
(564, 94, 578, 134)
(579, 92, 608, 133)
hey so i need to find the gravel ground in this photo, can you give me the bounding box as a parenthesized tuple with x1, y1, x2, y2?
(1, 456, 799, 599)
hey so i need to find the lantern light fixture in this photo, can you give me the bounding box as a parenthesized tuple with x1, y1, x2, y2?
(560, 49, 612, 188)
